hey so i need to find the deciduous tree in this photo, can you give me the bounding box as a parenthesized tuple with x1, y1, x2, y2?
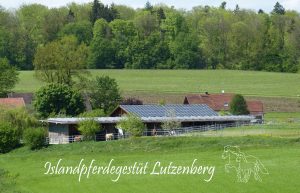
(89, 76, 122, 114)
(0, 58, 19, 97)
(34, 83, 85, 117)
(34, 35, 89, 85)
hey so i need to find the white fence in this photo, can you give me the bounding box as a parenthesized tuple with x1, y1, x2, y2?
(46, 122, 257, 144)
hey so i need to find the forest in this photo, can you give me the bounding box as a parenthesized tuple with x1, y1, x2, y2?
(0, 1, 300, 72)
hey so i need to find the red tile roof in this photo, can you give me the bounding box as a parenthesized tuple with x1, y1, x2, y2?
(184, 94, 263, 115)
(0, 98, 26, 109)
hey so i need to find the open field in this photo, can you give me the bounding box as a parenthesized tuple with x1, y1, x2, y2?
(191, 123, 300, 138)
(0, 136, 300, 193)
(16, 70, 300, 98)
(191, 112, 300, 137)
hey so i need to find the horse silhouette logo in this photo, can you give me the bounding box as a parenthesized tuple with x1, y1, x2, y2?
(222, 145, 269, 183)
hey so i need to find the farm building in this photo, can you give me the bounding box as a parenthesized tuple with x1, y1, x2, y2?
(183, 93, 264, 120)
(45, 104, 254, 144)
(0, 98, 26, 109)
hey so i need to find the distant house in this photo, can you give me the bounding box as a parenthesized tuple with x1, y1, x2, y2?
(45, 104, 254, 144)
(0, 98, 26, 109)
(7, 93, 34, 105)
(183, 93, 264, 120)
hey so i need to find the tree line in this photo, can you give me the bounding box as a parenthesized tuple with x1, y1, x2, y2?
(0, 1, 300, 72)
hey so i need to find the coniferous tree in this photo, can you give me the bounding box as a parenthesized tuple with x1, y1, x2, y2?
(67, 9, 75, 23)
(272, 2, 285, 15)
(229, 94, 249, 115)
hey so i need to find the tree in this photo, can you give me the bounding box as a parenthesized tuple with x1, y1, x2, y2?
(88, 19, 116, 68)
(220, 1, 227, 9)
(34, 83, 85, 117)
(234, 5, 240, 15)
(78, 119, 101, 140)
(229, 94, 249, 115)
(59, 21, 93, 45)
(144, 1, 153, 12)
(43, 8, 68, 42)
(67, 2, 92, 22)
(34, 35, 89, 86)
(167, 32, 205, 69)
(258, 9, 265, 14)
(134, 11, 158, 36)
(90, 0, 102, 24)
(0, 58, 19, 97)
(117, 114, 145, 137)
(89, 76, 122, 114)
(90, 0, 118, 23)
(126, 32, 170, 69)
(272, 2, 285, 15)
(110, 19, 137, 68)
(157, 7, 166, 24)
(115, 5, 136, 20)
(66, 9, 75, 23)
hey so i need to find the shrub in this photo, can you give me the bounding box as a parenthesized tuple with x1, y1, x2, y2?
(117, 114, 145, 137)
(23, 128, 47, 150)
(229, 94, 250, 115)
(0, 107, 40, 136)
(0, 122, 20, 153)
(78, 119, 101, 140)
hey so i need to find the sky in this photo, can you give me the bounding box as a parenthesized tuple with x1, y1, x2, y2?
(1, 0, 300, 13)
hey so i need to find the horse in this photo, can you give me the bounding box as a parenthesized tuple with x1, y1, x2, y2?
(222, 145, 269, 183)
(105, 133, 114, 141)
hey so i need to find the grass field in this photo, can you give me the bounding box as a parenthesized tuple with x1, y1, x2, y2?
(16, 70, 300, 98)
(0, 136, 300, 193)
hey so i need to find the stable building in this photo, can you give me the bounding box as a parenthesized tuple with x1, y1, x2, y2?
(45, 104, 254, 144)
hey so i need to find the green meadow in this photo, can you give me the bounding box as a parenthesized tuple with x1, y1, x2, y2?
(0, 136, 300, 193)
(16, 70, 300, 97)
(6, 70, 300, 193)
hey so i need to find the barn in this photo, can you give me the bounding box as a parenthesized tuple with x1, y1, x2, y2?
(45, 104, 254, 144)
(0, 98, 26, 109)
(183, 93, 264, 121)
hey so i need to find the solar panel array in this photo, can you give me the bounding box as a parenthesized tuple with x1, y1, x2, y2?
(120, 104, 219, 117)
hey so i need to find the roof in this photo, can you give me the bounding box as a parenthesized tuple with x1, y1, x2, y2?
(45, 115, 255, 125)
(184, 94, 263, 115)
(7, 93, 33, 105)
(0, 98, 26, 109)
(115, 104, 219, 117)
(246, 101, 264, 115)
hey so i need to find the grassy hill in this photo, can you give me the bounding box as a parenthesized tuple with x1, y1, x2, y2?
(16, 70, 300, 98)
(0, 136, 300, 193)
